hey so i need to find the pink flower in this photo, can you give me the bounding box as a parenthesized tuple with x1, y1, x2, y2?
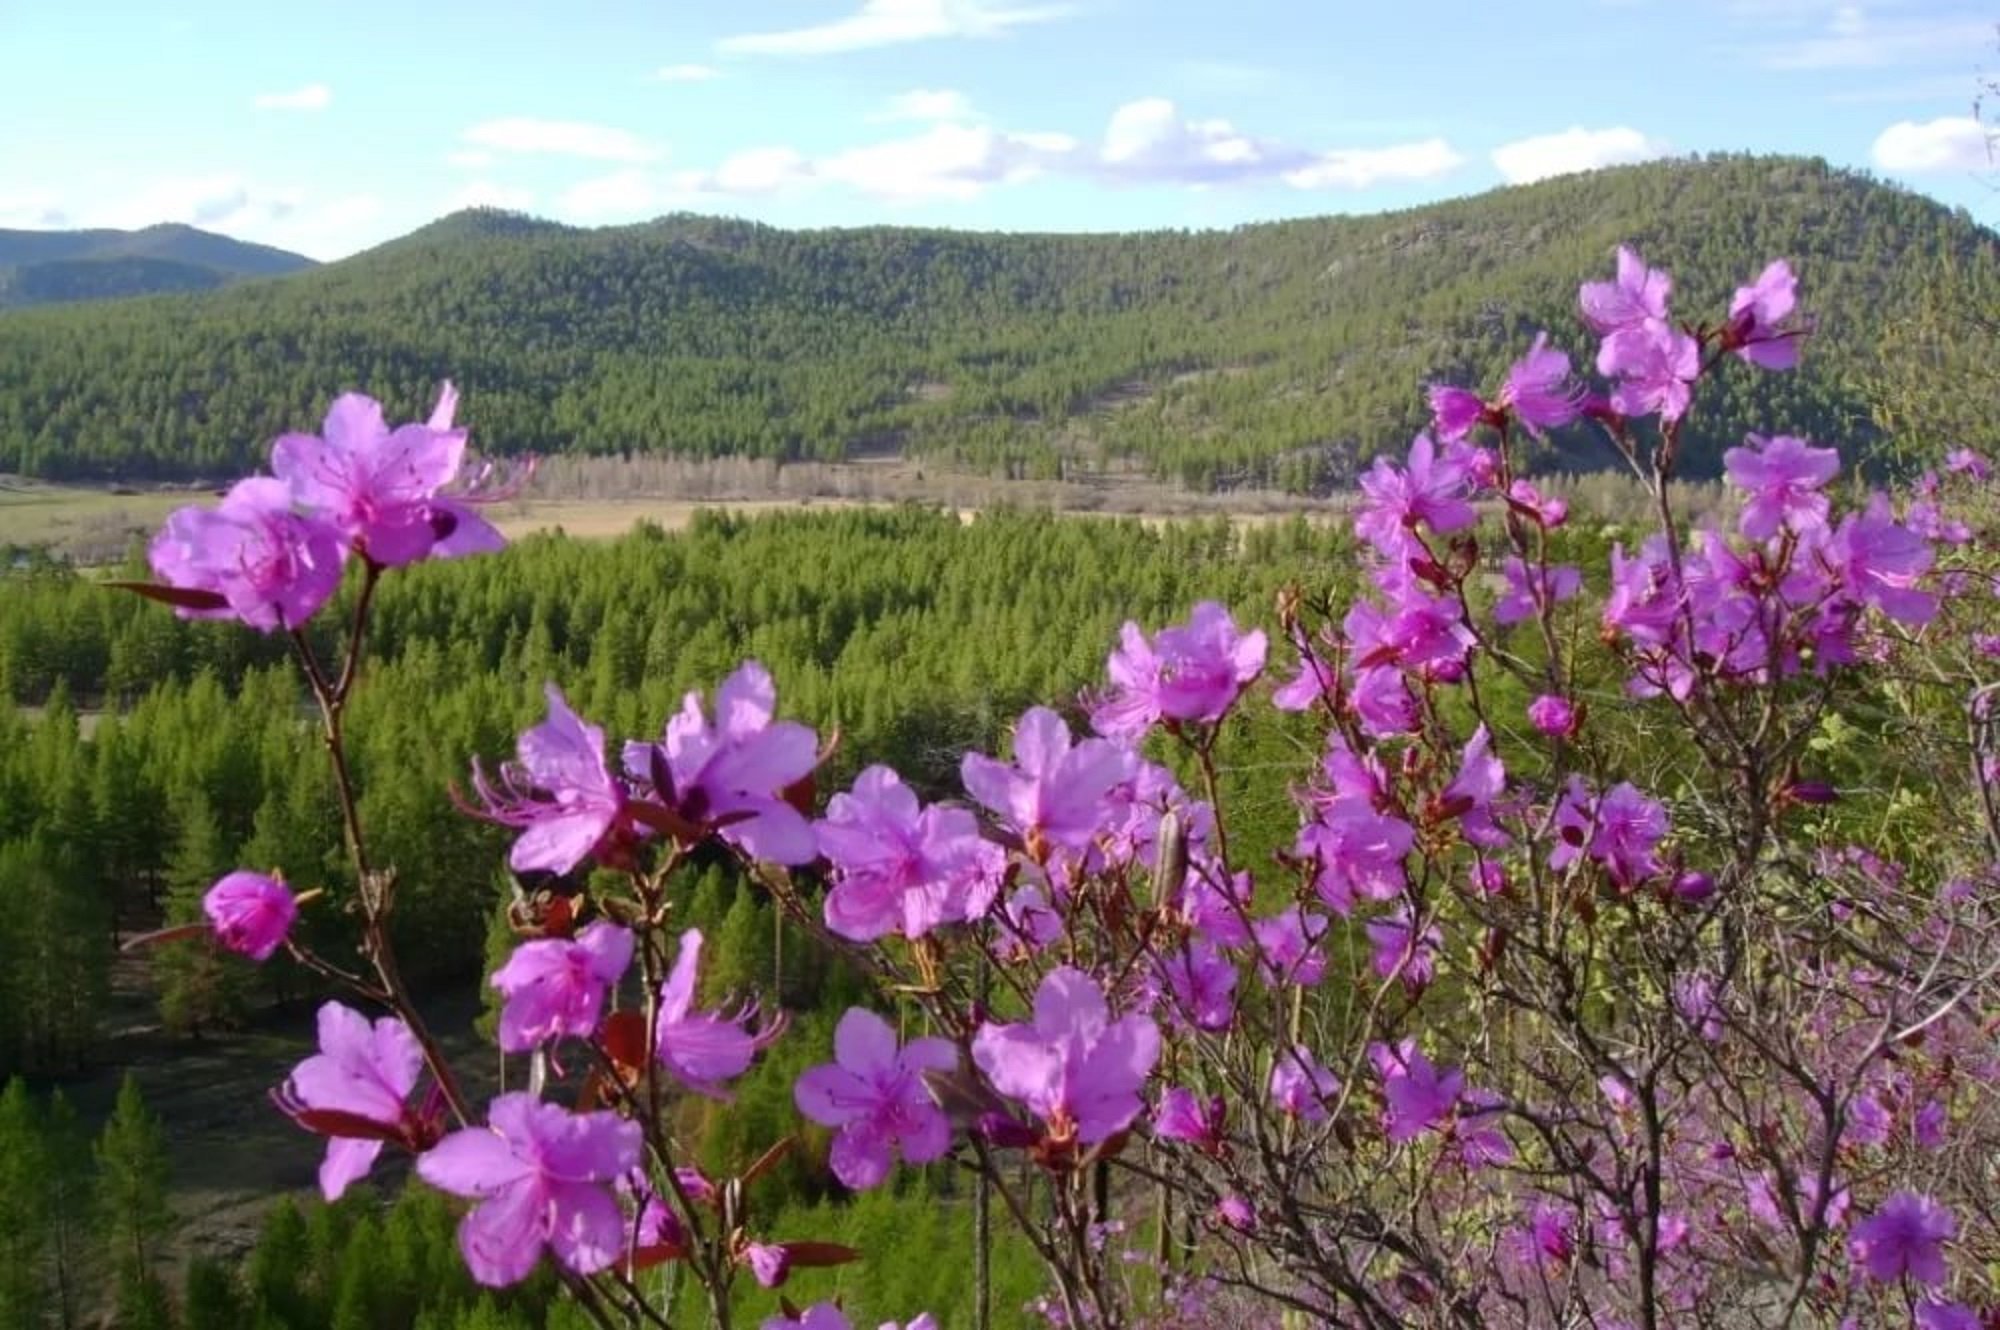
(1527, 694, 1579, 738)
(971, 967, 1160, 1144)
(1494, 557, 1581, 626)
(815, 765, 1002, 942)
(1580, 246, 1672, 336)
(1590, 782, 1669, 889)
(1849, 1192, 1954, 1286)
(417, 1092, 640, 1287)
(1354, 434, 1477, 557)
(148, 476, 346, 632)
(1497, 332, 1584, 436)
(1153, 1086, 1227, 1153)
(1724, 259, 1803, 370)
(488, 921, 634, 1053)
(1602, 321, 1701, 422)
(1724, 433, 1839, 540)
(1370, 1039, 1463, 1143)
(1156, 940, 1237, 1032)
(1295, 794, 1414, 914)
(274, 1001, 439, 1201)
(467, 685, 628, 876)
(1945, 448, 1991, 481)
(1269, 1045, 1340, 1122)
(961, 707, 1135, 853)
(1366, 909, 1441, 993)
(1252, 907, 1329, 987)
(272, 384, 502, 567)
(1504, 479, 1568, 529)
(1090, 601, 1267, 739)
(1215, 1196, 1257, 1233)
(794, 1008, 957, 1190)
(761, 1306, 855, 1330)
(202, 870, 297, 961)
(1826, 494, 1936, 626)
(655, 929, 782, 1098)
(624, 661, 820, 865)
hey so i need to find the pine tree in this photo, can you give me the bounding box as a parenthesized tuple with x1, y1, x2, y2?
(94, 1073, 173, 1330)
(156, 789, 245, 1034)
(248, 1197, 316, 1328)
(43, 1089, 89, 1330)
(183, 1255, 246, 1330)
(0, 1078, 49, 1327)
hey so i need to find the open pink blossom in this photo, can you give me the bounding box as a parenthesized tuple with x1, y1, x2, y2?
(972, 967, 1159, 1144)
(274, 1001, 439, 1202)
(655, 928, 782, 1098)
(467, 685, 628, 875)
(961, 707, 1134, 853)
(272, 384, 502, 567)
(1090, 601, 1267, 739)
(1724, 433, 1839, 540)
(1580, 246, 1672, 335)
(1153, 1086, 1228, 1153)
(625, 661, 820, 864)
(794, 1007, 957, 1190)
(1371, 1039, 1464, 1143)
(1849, 1192, 1955, 1286)
(1725, 259, 1802, 370)
(815, 765, 1002, 941)
(1269, 1045, 1340, 1122)
(416, 1092, 640, 1287)
(488, 920, 634, 1053)
(148, 476, 346, 632)
(203, 870, 298, 961)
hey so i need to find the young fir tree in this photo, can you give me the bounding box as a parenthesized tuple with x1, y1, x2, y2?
(94, 1073, 173, 1330)
(182, 1255, 247, 1330)
(42, 1089, 89, 1330)
(157, 787, 246, 1034)
(0, 1077, 49, 1327)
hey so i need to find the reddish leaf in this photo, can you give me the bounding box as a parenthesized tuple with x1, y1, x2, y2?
(626, 1240, 688, 1273)
(600, 1010, 649, 1080)
(740, 1136, 794, 1187)
(286, 1107, 405, 1142)
(779, 1241, 860, 1268)
(626, 800, 706, 845)
(120, 922, 210, 952)
(106, 581, 230, 612)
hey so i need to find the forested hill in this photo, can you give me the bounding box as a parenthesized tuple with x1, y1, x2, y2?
(1, 155, 1992, 487)
(0, 224, 315, 311)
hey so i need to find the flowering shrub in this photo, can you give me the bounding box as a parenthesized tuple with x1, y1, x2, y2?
(142, 246, 2000, 1329)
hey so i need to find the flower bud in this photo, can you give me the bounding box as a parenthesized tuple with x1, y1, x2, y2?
(202, 870, 298, 962)
(1670, 870, 1716, 904)
(1527, 694, 1580, 738)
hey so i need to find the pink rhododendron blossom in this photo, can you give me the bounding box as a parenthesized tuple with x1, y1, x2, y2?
(1504, 479, 1569, 528)
(1426, 384, 1486, 443)
(148, 476, 346, 631)
(815, 765, 1002, 941)
(1354, 434, 1478, 558)
(1849, 1192, 1955, 1286)
(1527, 694, 1579, 738)
(468, 685, 628, 875)
(488, 920, 634, 1053)
(202, 870, 298, 961)
(1589, 782, 1669, 888)
(1580, 246, 1672, 335)
(1725, 259, 1802, 370)
(655, 929, 781, 1098)
(1153, 1087, 1227, 1153)
(272, 385, 501, 567)
(1091, 601, 1267, 739)
(1826, 495, 1937, 626)
(1371, 1040, 1464, 1143)
(1916, 1302, 1981, 1330)
(1269, 1045, 1340, 1122)
(1252, 906, 1329, 987)
(972, 967, 1159, 1144)
(1602, 321, 1701, 422)
(1156, 939, 1238, 1031)
(1442, 725, 1509, 847)
(1508, 1203, 1576, 1271)
(794, 1008, 957, 1190)
(1497, 332, 1584, 436)
(1493, 557, 1582, 627)
(1366, 909, 1442, 992)
(745, 1242, 791, 1288)
(961, 707, 1134, 853)
(1724, 433, 1840, 540)
(998, 881, 1064, 953)
(274, 1002, 437, 1201)
(1295, 794, 1414, 914)
(1944, 448, 1991, 481)
(624, 661, 819, 864)
(416, 1092, 640, 1287)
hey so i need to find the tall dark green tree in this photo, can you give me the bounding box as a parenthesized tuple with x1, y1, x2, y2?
(94, 1073, 174, 1330)
(0, 1078, 49, 1327)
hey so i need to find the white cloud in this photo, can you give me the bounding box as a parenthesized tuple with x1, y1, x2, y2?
(822, 123, 1073, 199)
(1872, 115, 1994, 172)
(253, 83, 332, 111)
(1094, 98, 1463, 190)
(557, 170, 664, 220)
(1491, 126, 1672, 184)
(873, 88, 979, 123)
(1759, 8, 1994, 69)
(1283, 139, 1467, 189)
(719, 0, 1069, 56)
(0, 188, 69, 228)
(446, 180, 537, 213)
(713, 147, 817, 195)
(462, 118, 661, 163)
(655, 63, 720, 82)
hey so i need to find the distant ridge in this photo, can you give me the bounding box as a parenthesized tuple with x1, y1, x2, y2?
(0, 223, 315, 310)
(1, 155, 1993, 486)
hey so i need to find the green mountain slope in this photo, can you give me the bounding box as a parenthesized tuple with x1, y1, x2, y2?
(0, 155, 1991, 486)
(0, 223, 316, 310)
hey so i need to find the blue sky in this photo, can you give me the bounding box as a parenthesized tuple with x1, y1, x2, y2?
(2, 0, 1994, 259)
